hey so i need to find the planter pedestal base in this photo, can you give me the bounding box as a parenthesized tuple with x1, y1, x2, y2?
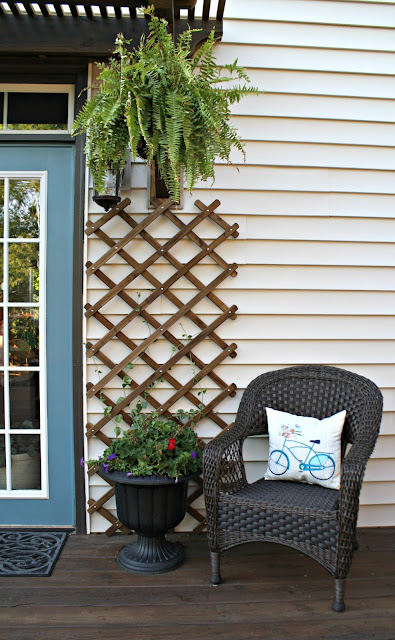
(102, 469, 201, 574)
(117, 534, 184, 574)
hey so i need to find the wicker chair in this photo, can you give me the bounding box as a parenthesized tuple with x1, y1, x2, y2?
(203, 365, 383, 612)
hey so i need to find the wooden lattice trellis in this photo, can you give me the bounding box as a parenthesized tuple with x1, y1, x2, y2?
(85, 197, 238, 535)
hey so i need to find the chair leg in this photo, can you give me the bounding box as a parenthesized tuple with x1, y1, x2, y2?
(333, 578, 346, 612)
(210, 551, 222, 585)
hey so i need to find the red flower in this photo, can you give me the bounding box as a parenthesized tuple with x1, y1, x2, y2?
(168, 438, 176, 451)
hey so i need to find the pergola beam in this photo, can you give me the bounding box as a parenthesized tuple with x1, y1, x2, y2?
(0, 15, 223, 58)
(2, 0, 202, 11)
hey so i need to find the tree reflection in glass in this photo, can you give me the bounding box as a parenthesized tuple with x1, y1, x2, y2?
(9, 180, 39, 238)
(9, 308, 39, 367)
(9, 371, 40, 429)
(8, 243, 39, 303)
(0, 308, 3, 367)
(0, 434, 5, 490)
(0, 244, 3, 305)
(0, 372, 4, 426)
(0, 178, 4, 237)
(7, 180, 40, 303)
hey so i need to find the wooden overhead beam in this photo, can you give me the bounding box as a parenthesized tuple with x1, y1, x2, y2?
(2, 0, 200, 11)
(0, 16, 147, 57)
(153, 0, 175, 33)
(0, 15, 223, 58)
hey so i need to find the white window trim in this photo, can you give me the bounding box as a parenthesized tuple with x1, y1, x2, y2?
(0, 170, 48, 499)
(0, 84, 74, 134)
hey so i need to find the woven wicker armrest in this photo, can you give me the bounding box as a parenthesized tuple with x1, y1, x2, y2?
(335, 440, 372, 578)
(339, 439, 371, 515)
(342, 432, 376, 487)
(203, 424, 248, 496)
(203, 425, 248, 550)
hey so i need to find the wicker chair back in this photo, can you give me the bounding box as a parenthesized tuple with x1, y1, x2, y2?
(235, 366, 381, 453)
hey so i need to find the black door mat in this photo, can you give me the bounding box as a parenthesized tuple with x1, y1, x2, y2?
(0, 530, 68, 576)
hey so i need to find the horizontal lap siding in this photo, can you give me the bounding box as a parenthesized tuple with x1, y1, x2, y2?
(85, 0, 395, 531)
(216, 0, 395, 528)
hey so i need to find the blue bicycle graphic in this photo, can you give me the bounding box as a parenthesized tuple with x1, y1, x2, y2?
(268, 437, 336, 481)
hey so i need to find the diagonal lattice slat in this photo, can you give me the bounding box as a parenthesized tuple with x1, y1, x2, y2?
(85, 198, 238, 535)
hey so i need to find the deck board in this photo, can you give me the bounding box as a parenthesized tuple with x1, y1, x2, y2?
(0, 528, 394, 640)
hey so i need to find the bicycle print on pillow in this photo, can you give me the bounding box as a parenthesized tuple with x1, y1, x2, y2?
(264, 407, 347, 490)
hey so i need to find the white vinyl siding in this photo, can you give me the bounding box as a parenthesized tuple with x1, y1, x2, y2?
(85, 0, 395, 531)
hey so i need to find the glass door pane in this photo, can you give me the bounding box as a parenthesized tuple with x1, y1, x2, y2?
(0, 173, 43, 495)
(0, 434, 5, 490)
(10, 434, 41, 490)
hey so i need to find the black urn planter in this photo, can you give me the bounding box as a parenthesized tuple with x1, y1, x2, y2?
(101, 469, 200, 574)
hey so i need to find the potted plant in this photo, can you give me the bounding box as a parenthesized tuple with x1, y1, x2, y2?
(72, 6, 258, 204)
(86, 400, 203, 574)
(0, 421, 40, 490)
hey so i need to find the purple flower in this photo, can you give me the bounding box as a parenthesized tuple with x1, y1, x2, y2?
(102, 462, 109, 473)
(107, 454, 116, 461)
(126, 473, 133, 477)
(80, 457, 85, 467)
(191, 451, 197, 459)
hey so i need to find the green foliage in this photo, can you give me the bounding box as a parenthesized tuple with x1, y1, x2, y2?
(72, 6, 258, 200)
(87, 401, 203, 478)
(72, 54, 131, 192)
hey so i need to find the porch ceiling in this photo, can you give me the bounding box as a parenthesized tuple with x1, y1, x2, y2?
(0, 1, 226, 58)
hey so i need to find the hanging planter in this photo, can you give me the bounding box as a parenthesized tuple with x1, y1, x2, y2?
(72, 7, 258, 203)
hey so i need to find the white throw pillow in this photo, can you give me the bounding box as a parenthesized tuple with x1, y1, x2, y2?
(264, 407, 346, 490)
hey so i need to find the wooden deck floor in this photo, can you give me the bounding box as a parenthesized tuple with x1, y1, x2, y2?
(0, 528, 394, 640)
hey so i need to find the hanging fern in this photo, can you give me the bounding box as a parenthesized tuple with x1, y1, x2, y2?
(72, 6, 259, 200)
